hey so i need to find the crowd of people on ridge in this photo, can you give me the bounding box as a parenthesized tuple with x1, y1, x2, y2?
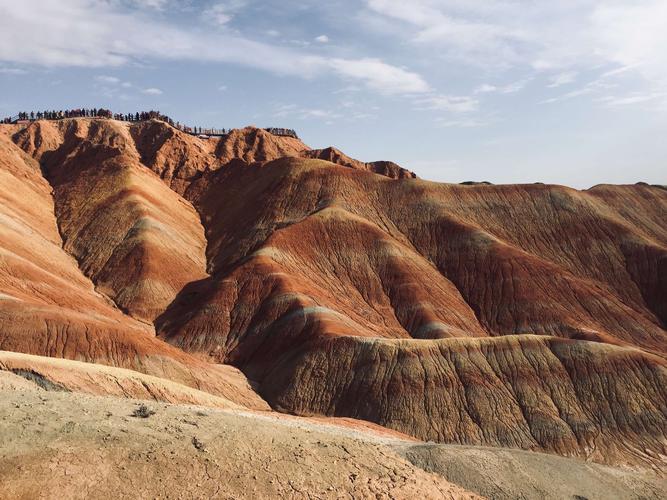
(264, 127, 299, 139)
(1, 109, 299, 139)
(3, 108, 114, 123)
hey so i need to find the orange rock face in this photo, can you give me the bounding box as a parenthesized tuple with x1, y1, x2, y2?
(303, 146, 416, 179)
(1, 118, 665, 469)
(0, 127, 266, 409)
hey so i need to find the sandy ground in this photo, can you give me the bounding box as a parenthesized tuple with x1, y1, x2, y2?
(0, 350, 242, 409)
(1, 365, 665, 499)
(0, 371, 475, 499)
(398, 443, 667, 500)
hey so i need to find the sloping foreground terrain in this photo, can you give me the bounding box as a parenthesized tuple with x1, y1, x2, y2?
(1, 354, 665, 500)
(0, 361, 476, 500)
(0, 118, 666, 479)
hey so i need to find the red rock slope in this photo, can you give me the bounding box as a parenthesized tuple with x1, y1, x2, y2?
(303, 146, 416, 179)
(0, 129, 266, 409)
(163, 157, 667, 468)
(2, 118, 666, 470)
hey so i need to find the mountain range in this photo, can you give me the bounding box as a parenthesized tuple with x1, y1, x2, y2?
(1, 117, 665, 498)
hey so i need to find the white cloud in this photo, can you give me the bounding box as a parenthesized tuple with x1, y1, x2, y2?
(0, 67, 27, 75)
(547, 72, 577, 88)
(499, 78, 531, 94)
(599, 65, 637, 79)
(333, 86, 362, 94)
(273, 102, 376, 123)
(596, 92, 667, 107)
(93, 74, 135, 98)
(94, 75, 134, 92)
(591, 1, 667, 82)
(474, 84, 496, 94)
(474, 78, 531, 95)
(203, 1, 248, 26)
(218, 84, 228, 91)
(206, 9, 231, 25)
(435, 117, 489, 128)
(315, 35, 329, 43)
(142, 87, 163, 95)
(106, 0, 170, 9)
(95, 75, 121, 84)
(302, 109, 334, 118)
(0, 0, 430, 96)
(126, 0, 170, 9)
(288, 39, 311, 48)
(540, 77, 617, 104)
(273, 104, 341, 121)
(417, 94, 478, 113)
(365, 0, 667, 88)
(328, 58, 430, 94)
(366, 0, 528, 67)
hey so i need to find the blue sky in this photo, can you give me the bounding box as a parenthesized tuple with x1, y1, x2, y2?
(0, 0, 665, 187)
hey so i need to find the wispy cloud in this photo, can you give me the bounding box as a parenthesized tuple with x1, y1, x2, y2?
(365, 0, 667, 95)
(474, 78, 532, 94)
(435, 117, 490, 128)
(202, 1, 248, 27)
(596, 92, 667, 107)
(417, 94, 478, 113)
(93, 74, 130, 98)
(273, 101, 378, 123)
(474, 84, 497, 94)
(591, 2, 667, 82)
(328, 58, 429, 94)
(95, 75, 121, 84)
(365, 0, 528, 67)
(547, 72, 577, 88)
(273, 103, 341, 121)
(126, 0, 170, 9)
(0, 0, 430, 96)
(0, 67, 27, 75)
(94, 74, 166, 98)
(540, 75, 618, 104)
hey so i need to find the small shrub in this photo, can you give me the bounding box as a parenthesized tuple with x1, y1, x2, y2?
(132, 404, 156, 418)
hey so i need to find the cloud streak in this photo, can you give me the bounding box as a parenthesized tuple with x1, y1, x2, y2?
(203, 1, 248, 27)
(365, 0, 667, 90)
(417, 94, 478, 113)
(0, 0, 430, 95)
(474, 78, 532, 95)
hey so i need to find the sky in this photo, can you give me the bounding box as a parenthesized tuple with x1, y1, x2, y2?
(0, 0, 665, 188)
